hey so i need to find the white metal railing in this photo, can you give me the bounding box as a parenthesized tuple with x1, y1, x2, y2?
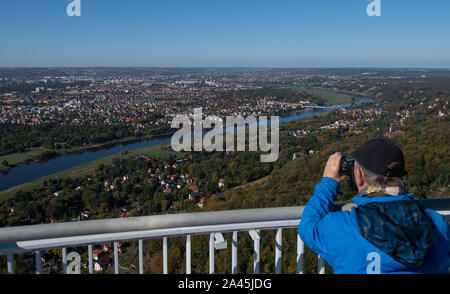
(0, 199, 449, 274)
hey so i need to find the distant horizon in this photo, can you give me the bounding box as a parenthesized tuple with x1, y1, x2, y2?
(1, 66, 450, 70)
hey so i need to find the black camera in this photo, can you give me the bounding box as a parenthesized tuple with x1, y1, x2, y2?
(339, 154, 358, 191)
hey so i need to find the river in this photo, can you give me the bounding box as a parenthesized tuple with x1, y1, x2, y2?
(0, 97, 373, 192)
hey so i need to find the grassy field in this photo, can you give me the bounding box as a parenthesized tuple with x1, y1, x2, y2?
(0, 144, 182, 202)
(307, 89, 354, 105)
(0, 149, 45, 172)
(230, 174, 269, 190)
(291, 86, 356, 106)
(0, 132, 174, 173)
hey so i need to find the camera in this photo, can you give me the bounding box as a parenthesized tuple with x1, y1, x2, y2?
(339, 154, 358, 191)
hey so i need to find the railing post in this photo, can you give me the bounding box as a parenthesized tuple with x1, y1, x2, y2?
(209, 233, 214, 274)
(114, 242, 119, 274)
(62, 247, 67, 274)
(231, 231, 238, 274)
(138, 239, 144, 274)
(249, 230, 260, 274)
(275, 228, 282, 274)
(163, 237, 168, 274)
(186, 235, 191, 274)
(297, 235, 304, 274)
(7, 253, 14, 274)
(318, 255, 325, 274)
(35, 251, 42, 274)
(88, 245, 93, 274)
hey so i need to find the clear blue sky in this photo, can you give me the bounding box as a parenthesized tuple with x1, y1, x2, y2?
(0, 0, 449, 68)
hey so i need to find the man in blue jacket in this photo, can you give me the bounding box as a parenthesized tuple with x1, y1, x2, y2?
(298, 138, 450, 274)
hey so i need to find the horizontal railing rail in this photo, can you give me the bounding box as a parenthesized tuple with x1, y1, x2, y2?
(2, 198, 449, 244)
(0, 198, 449, 274)
(0, 206, 306, 244)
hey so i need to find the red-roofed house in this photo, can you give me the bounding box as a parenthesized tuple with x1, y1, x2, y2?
(189, 185, 199, 193)
(197, 197, 205, 208)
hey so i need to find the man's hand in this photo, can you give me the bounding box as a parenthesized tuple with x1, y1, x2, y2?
(323, 152, 346, 183)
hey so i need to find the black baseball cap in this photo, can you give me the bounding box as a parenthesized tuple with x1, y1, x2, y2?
(350, 138, 407, 177)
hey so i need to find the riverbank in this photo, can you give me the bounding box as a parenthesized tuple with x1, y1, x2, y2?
(289, 86, 367, 106)
(0, 131, 175, 174)
(0, 107, 319, 175)
(0, 91, 374, 194)
(0, 143, 180, 201)
(0, 106, 350, 201)
(0, 88, 370, 175)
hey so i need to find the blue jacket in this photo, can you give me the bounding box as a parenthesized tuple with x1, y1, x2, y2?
(298, 177, 450, 274)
